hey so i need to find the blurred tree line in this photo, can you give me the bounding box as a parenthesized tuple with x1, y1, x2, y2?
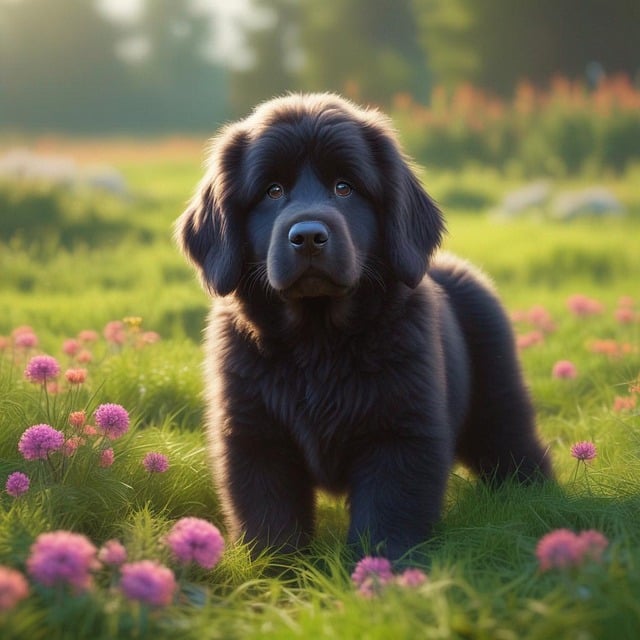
(1, 0, 638, 132)
(0, 0, 228, 132)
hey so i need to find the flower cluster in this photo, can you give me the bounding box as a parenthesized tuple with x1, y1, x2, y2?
(11, 326, 38, 350)
(18, 424, 65, 460)
(511, 295, 639, 419)
(0, 567, 29, 612)
(94, 403, 130, 440)
(7, 393, 174, 498)
(511, 305, 557, 334)
(0, 517, 225, 613)
(552, 360, 578, 380)
(567, 294, 604, 317)
(3, 325, 160, 505)
(165, 517, 225, 570)
(11, 404, 130, 485)
(143, 452, 170, 473)
(104, 318, 161, 349)
(512, 304, 557, 351)
(5, 471, 30, 497)
(351, 556, 427, 598)
(613, 395, 636, 413)
(24, 355, 60, 384)
(98, 540, 127, 566)
(570, 441, 597, 462)
(391, 74, 640, 175)
(513, 294, 639, 358)
(4, 324, 171, 488)
(120, 561, 177, 607)
(613, 296, 639, 324)
(536, 529, 609, 572)
(588, 339, 636, 359)
(0, 319, 161, 388)
(27, 531, 100, 592)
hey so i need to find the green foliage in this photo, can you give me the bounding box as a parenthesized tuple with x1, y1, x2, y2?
(598, 110, 640, 173)
(230, 0, 430, 112)
(298, 0, 429, 103)
(231, 0, 640, 112)
(0, 182, 134, 251)
(392, 76, 640, 175)
(99, 341, 205, 429)
(414, 0, 640, 95)
(1, 154, 640, 637)
(230, 0, 302, 114)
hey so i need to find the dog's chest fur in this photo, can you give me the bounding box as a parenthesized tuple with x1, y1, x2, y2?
(210, 298, 431, 491)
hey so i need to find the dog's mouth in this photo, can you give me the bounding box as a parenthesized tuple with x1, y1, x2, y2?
(280, 268, 351, 300)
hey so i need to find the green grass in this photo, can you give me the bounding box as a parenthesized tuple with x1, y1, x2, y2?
(1, 152, 639, 638)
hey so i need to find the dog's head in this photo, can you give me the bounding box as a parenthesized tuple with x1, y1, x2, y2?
(175, 93, 444, 300)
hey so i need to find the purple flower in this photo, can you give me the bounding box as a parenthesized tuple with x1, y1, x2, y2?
(94, 404, 130, 440)
(98, 540, 127, 566)
(165, 517, 225, 569)
(119, 560, 176, 607)
(396, 568, 428, 588)
(27, 531, 100, 592)
(18, 424, 65, 460)
(536, 529, 582, 571)
(5, 472, 30, 498)
(351, 556, 393, 589)
(0, 566, 29, 612)
(99, 448, 115, 468)
(552, 360, 578, 380)
(536, 528, 609, 571)
(571, 441, 597, 462)
(142, 452, 169, 473)
(14, 330, 38, 349)
(578, 530, 609, 562)
(24, 355, 60, 383)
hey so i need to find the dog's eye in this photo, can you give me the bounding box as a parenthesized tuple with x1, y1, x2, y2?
(334, 181, 352, 197)
(267, 183, 284, 200)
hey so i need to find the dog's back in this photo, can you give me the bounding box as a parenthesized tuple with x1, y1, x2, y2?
(428, 253, 551, 484)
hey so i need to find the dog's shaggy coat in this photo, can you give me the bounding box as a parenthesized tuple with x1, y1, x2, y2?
(176, 93, 551, 561)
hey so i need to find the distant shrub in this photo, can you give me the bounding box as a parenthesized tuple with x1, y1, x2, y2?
(393, 74, 640, 176)
(0, 182, 64, 238)
(436, 184, 495, 211)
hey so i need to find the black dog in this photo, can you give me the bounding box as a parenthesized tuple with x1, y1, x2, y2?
(176, 93, 551, 561)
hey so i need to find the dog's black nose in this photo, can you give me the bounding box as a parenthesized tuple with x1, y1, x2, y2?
(288, 221, 329, 254)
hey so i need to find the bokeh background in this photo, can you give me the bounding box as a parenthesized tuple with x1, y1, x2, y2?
(1, 0, 639, 177)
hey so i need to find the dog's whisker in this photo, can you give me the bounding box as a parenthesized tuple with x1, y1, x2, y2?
(361, 259, 387, 293)
(241, 262, 271, 299)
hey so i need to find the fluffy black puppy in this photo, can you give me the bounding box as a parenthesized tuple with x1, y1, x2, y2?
(176, 93, 551, 561)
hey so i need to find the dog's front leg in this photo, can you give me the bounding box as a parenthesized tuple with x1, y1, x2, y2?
(346, 433, 453, 562)
(214, 431, 315, 556)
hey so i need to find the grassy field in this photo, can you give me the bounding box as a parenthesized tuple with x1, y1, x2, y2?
(1, 142, 639, 639)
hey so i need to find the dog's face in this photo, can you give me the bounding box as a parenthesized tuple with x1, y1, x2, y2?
(176, 93, 445, 301)
(246, 164, 378, 299)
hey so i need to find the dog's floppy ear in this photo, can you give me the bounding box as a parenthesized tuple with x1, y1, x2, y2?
(385, 162, 445, 288)
(366, 120, 445, 289)
(175, 126, 247, 296)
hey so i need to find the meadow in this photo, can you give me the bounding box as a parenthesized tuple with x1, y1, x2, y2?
(1, 140, 640, 639)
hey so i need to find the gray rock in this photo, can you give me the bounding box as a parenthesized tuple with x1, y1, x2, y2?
(491, 181, 551, 219)
(550, 187, 625, 220)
